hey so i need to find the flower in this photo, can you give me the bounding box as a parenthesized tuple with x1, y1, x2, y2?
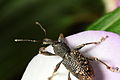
(21, 31, 120, 80)
(103, 0, 120, 12)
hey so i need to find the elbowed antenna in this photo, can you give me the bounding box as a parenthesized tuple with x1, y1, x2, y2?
(14, 22, 46, 43)
(35, 22, 46, 37)
(14, 39, 39, 42)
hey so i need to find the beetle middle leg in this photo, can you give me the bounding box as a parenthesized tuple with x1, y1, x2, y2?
(48, 60, 63, 80)
(39, 47, 55, 56)
(75, 36, 108, 50)
(87, 57, 119, 72)
(68, 72, 71, 80)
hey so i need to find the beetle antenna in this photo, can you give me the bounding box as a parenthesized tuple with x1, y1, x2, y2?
(14, 22, 45, 43)
(35, 22, 46, 37)
(14, 39, 40, 42)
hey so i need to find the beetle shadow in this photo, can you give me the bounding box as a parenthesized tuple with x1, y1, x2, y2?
(90, 61, 104, 80)
(81, 47, 105, 80)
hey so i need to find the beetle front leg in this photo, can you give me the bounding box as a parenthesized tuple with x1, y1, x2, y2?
(87, 57, 119, 72)
(48, 60, 63, 80)
(74, 36, 108, 50)
(58, 33, 65, 42)
(39, 47, 55, 56)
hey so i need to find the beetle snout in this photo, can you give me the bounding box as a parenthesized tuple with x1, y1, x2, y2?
(43, 38, 54, 45)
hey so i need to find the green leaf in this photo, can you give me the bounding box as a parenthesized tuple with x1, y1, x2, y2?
(86, 7, 120, 34)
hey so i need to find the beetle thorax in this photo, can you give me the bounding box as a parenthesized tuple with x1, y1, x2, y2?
(52, 42, 70, 58)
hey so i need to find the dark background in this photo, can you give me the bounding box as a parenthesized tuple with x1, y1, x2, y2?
(0, 0, 105, 80)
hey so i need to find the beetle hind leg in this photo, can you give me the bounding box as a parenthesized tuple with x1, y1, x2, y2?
(88, 57, 119, 72)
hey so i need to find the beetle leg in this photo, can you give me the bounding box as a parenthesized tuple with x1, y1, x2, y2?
(39, 47, 55, 56)
(74, 36, 108, 50)
(68, 72, 71, 80)
(58, 33, 64, 42)
(87, 57, 119, 72)
(48, 60, 63, 80)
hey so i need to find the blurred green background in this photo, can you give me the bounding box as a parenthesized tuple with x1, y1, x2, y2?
(0, 0, 106, 80)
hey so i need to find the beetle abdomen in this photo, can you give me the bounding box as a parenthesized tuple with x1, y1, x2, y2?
(62, 50, 94, 79)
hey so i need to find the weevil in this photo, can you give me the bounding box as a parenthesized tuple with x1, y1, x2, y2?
(15, 22, 119, 80)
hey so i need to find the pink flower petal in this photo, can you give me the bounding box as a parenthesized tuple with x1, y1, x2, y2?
(116, 0, 120, 6)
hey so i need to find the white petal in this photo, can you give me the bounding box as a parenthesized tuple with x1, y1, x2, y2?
(21, 31, 120, 80)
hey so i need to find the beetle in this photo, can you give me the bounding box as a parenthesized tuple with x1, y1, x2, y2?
(15, 22, 119, 80)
